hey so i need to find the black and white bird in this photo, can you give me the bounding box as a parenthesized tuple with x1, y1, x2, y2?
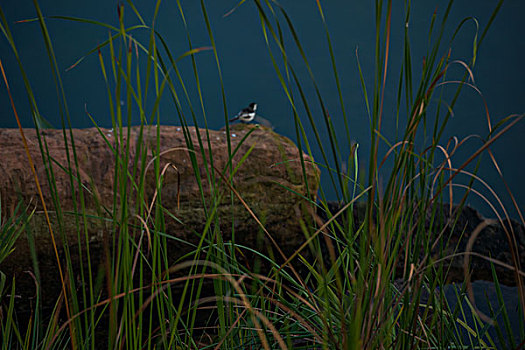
(229, 102, 257, 123)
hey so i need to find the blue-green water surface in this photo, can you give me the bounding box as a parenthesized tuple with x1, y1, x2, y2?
(0, 0, 523, 218)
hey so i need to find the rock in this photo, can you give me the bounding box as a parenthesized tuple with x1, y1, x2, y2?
(0, 124, 320, 301)
(427, 205, 525, 286)
(318, 201, 525, 286)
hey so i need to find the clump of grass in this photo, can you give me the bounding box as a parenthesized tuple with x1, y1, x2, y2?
(0, 0, 523, 349)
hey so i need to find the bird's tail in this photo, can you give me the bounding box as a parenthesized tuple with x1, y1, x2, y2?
(229, 116, 239, 123)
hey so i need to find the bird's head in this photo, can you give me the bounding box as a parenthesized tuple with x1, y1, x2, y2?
(249, 102, 257, 111)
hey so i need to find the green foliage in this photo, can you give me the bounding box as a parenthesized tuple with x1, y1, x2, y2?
(0, 0, 523, 349)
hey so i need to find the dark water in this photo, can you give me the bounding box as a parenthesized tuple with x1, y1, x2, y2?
(1, 3, 523, 347)
(444, 281, 524, 349)
(1, 1, 524, 218)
